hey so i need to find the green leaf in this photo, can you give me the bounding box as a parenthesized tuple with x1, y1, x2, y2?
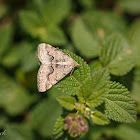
(41, 0, 71, 25)
(105, 81, 137, 123)
(19, 42, 38, 72)
(57, 96, 76, 111)
(46, 25, 67, 45)
(1, 124, 34, 140)
(131, 67, 140, 102)
(19, 11, 66, 45)
(2, 46, 22, 67)
(82, 11, 127, 39)
(78, 69, 110, 107)
(89, 60, 103, 74)
(0, 70, 35, 115)
(117, 0, 140, 14)
(91, 111, 110, 125)
(52, 116, 65, 140)
(128, 19, 140, 66)
(19, 10, 45, 38)
(0, 23, 13, 60)
(113, 124, 140, 140)
(71, 17, 100, 58)
(2, 42, 39, 71)
(100, 33, 137, 75)
(55, 49, 90, 95)
(28, 97, 62, 137)
(32, 0, 44, 13)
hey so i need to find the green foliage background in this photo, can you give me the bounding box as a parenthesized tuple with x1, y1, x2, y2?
(0, 0, 140, 140)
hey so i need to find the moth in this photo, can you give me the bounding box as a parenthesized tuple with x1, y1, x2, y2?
(37, 43, 79, 92)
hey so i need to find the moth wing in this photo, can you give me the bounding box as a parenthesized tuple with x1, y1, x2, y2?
(38, 43, 54, 64)
(37, 65, 54, 92)
(49, 65, 74, 83)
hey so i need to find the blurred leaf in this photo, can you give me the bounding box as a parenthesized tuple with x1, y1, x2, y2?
(32, 0, 44, 13)
(63, 43, 76, 52)
(46, 25, 67, 45)
(113, 124, 140, 140)
(91, 111, 110, 125)
(78, 0, 94, 10)
(82, 11, 127, 39)
(111, 70, 134, 91)
(2, 45, 23, 67)
(19, 10, 47, 39)
(89, 60, 102, 74)
(71, 17, 100, 58)
(0, 23, 13, 60)
(131, 67, 140, 102)
(41, 0, 71, 25)
(128, 19, 140, 66)
(0, 70, 35, 115)
(100, 34, 137, 75)
(28, 97, 62, 137)
(1, 124, 34, 140)
(0, 4, 8, 19)
(105, 81, 137, 123)
(80, 125, 103, 140)
(2, 42, 39, 72)
(57, 96, 76, 111)
(19, 10, 66, 45)
(56, 49, 90, 95)
(117, 0, 140, 14)
(19, 42, 38, 72)
(0, 115, 8, 128)
(52, 116, 65, 140)
(21, 51, 38, 72)
(78, 69, 110, 107)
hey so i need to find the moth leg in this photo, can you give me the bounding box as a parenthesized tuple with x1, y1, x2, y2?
(70, 67, 75, 80)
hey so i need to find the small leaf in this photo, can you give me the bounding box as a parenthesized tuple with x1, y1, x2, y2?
(57, 96, 76, 111)
(78, 69, 110, 107)
(105, 81, 137, 123)
(91, 111, 110, 125)
(71, 17, 100, 58)
(100, 33, 137, 75)
(52, 116, 65, 140)
(55, 49, 90, 95)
